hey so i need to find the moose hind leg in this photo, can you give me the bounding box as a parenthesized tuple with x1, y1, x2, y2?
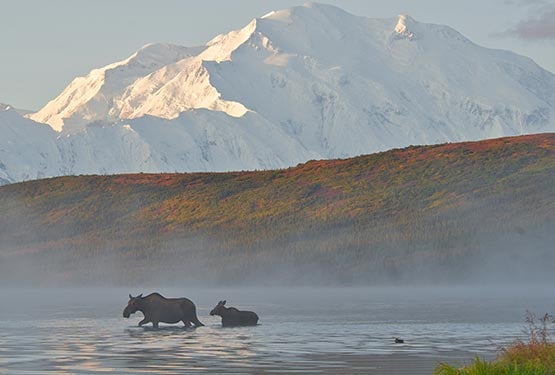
(191, 316, 204, 327)
(152, 321, 159, 329)
(182, 320, 192, 328)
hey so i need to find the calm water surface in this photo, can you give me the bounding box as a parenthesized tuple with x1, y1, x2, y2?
(0, 286, 553, 374)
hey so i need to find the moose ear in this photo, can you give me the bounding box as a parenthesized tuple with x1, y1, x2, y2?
(129, 294, 133, 299)
(138, 293, 143, 298)
(222, 300, 226, 305)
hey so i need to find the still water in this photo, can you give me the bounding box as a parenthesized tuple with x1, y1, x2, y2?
(0, 286, 553, 374)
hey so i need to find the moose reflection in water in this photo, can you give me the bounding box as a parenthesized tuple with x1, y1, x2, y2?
(123, 293, 204, 328)
(210, 300, 259, 327)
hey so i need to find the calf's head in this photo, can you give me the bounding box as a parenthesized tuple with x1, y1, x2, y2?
(210, 300, 227, 316)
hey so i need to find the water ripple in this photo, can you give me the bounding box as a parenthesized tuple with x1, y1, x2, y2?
(1, 286, 553, 374)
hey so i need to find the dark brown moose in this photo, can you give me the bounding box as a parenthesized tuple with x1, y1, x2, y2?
(123, 293, 204, 328)
(210, 300, 259, 327)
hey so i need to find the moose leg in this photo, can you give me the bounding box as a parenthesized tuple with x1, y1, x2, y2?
(152, 321, 159, 329)
(138, 318, 149, 327)
(191, 316, 205, 327)
(182, 320, 192, 328)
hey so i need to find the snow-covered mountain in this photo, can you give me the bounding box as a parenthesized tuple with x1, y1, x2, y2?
(0, 104, 61, 184)
(2, 2, 554, 184)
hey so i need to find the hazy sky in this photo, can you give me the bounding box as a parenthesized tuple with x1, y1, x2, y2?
(1, 0, 554, 110)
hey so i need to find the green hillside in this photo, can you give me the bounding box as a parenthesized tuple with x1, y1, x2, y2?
(1, 133, 554, 286)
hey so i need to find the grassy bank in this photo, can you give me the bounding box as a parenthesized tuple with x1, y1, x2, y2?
(435, 312, 555, 375)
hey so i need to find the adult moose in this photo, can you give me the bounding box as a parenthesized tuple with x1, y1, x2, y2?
(210, 300, 259, 327)
(123, 293, 204, 328)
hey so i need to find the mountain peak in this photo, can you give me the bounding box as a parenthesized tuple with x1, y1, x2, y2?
(260, 2, 351, 23)
(28, 42, 198, 131)
(203, 18, 258, 62)
(394, 14, 417, 39)
(129, 43, 199, 67)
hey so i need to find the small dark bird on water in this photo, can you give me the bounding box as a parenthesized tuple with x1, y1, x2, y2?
(394, 337, 404, 344)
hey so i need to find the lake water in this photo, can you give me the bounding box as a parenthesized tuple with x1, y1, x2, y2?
(1, 286, 553, 374)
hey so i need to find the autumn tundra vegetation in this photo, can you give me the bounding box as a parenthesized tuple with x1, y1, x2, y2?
(0, 134, 553, 285)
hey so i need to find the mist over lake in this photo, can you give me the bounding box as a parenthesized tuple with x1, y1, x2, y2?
(2, 286, 553, 374)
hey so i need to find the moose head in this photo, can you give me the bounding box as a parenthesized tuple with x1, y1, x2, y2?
(210, 300, 227, 316)
(123, 294, 143, 318)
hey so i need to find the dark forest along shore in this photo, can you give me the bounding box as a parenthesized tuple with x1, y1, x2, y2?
(210, 300, 259, 326)
(123, 292, 204, 328)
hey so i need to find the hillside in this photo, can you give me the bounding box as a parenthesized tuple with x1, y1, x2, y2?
(0, 134, 554, 285)
(2, 3, 555, 184)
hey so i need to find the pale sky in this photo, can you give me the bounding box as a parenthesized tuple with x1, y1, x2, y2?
(1, 0, 554, 110)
